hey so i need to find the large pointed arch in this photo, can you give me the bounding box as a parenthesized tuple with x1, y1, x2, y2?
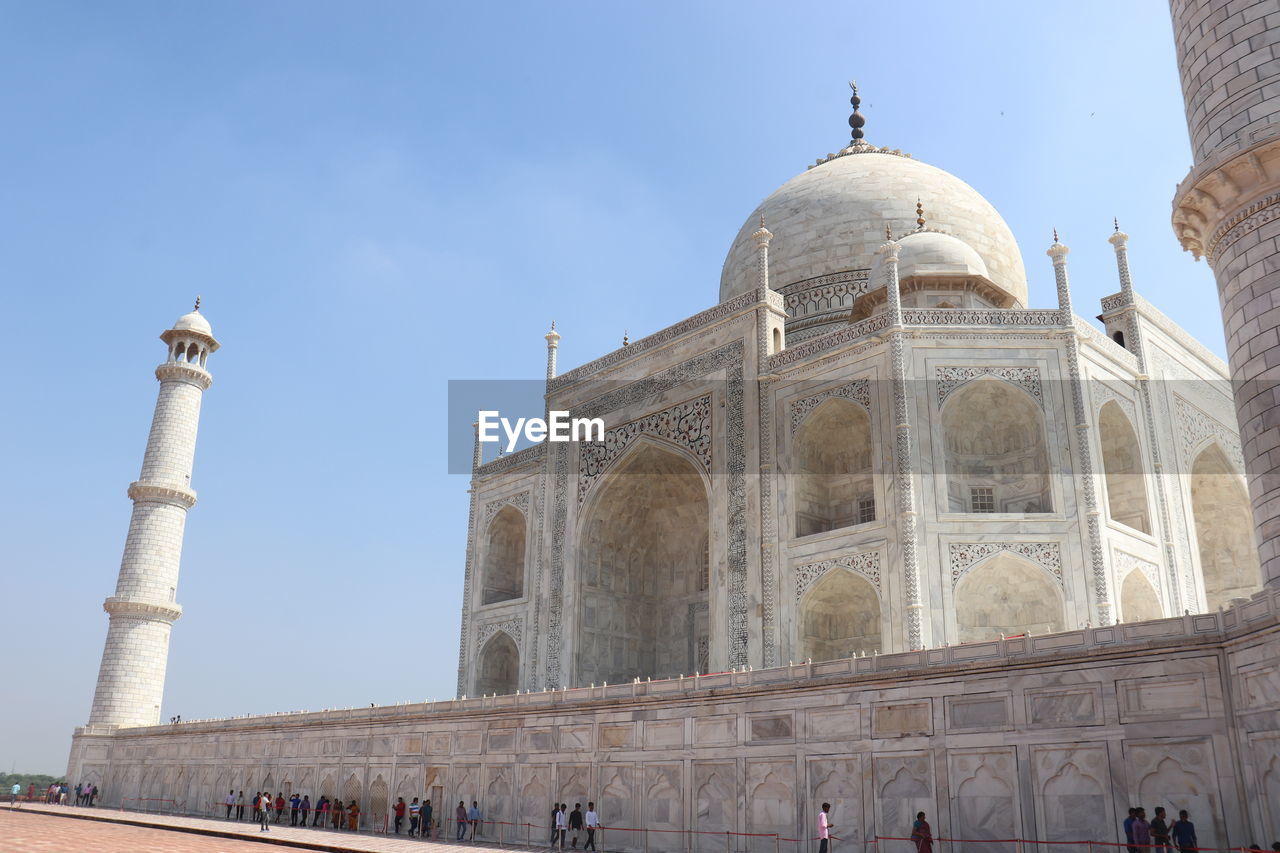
(1099, 401, 1151, 533)
(576, 437, 710, 685)
(1120, 568, 1163, 623)
(1190, 442, 1261, 609)
(792, 397, 875, 537)
(481, 505, 526, 605)
(942, 379, 1052, 513)
(798, 568, 881, 661)
(954, 553, 1065, 642)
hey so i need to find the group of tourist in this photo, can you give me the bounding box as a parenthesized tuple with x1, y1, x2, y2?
(1123, 805, 1200, 853)
(217, 789, 440, 836)
(5, 781, 98, 808)
(550, 802, 601, 850)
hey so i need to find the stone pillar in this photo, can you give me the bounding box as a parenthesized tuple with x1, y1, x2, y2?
(1050, 237, 1113, 626)
(87, 306, 219, 728)
(1170, 0, 1280, 588)
(879, 237, 923, 649)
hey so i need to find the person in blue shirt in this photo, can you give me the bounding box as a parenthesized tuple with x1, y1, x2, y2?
(1170, 810, 1197, 853)
(1124, 807, 1138, 853)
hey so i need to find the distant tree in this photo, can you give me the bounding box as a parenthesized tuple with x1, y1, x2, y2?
(0, 773, 60, 791)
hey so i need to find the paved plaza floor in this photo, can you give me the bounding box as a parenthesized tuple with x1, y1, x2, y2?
(0, 804, 529, 852)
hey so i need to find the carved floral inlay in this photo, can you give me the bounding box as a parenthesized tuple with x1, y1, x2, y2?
(948, 542, 1063, 588)
(795, 551, 882, 601)
(935, 366, 1043, 408)
(577, 395, 712, 506)
(1174, 396, 1244, 472)
(477, 617, 524, 652)
(789, 380, 871, 433)
(483, 491, 530, 525)
(1114, 551, 1161, 591)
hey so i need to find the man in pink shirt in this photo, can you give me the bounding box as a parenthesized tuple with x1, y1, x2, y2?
(818, 803, 834, 853)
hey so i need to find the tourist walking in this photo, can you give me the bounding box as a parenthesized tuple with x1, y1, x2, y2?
(423, 798, 434, 838)
(1171, 809, 1197, 853)
(456, 801, 469, 840)
(236, 790, 246, 821)
(317, 795, 330, 827)
(224, 790, 235, 819)
(300, 794, 311, 826)
(1151, 807, 1172, 853)
(252, 792, 261, 824)
(348, 799, 360, 831)
(551, 803, 561, 845)
(409, 797, 421, 836)
(259, 794, 271, 832)
(584, 801, 599, 851)
(818, 802, 834, 853)
(275, 792, 285, 824)
(570, 802, 583, 847)
(1133, 808, 1152, 852)
(10, 782, 20, 809)
(89, 785, 98, 806)
(470, 800, 482, 839)
(290, 792, 301, 825)
(911, 811, 932, 853)
(556, 803, 568, 849)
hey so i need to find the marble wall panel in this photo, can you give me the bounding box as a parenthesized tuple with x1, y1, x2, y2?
(1125, 739, 1223, 849)
(1025, 685, 1103, 727)
(945, 694, 1012, 732)
(694, 761, 737, 853)
(694, 715, 738, 747)
(874, 753, 935, 843)
(1117, 674, 1208, 722)
(809, 757, 863, 845)
(873, 701, 932, 738)
(948, 748, 1019, 853)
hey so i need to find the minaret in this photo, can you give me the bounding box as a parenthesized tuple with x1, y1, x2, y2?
(1170, 0, 1280, 590)
(544, 321, 560, 381)
(86, 302, 219, 728)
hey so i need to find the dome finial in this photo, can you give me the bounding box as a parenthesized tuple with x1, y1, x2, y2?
(848, 80, 865, 143)
(915, 199, 925, 230)
(1114, 217, 1120, 233)
(1053, 227, 1060, 244)
(193, 295, 201, 312)
(885, 223, 893, 241)
(622, 329, 629, 347)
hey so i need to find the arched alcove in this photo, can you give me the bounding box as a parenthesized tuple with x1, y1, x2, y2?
(943, 380, 1052, 513)
(799, 570, 881, 661)
(481, 505, 526, 605)
(1191, 443, 1261, 609)
(954, 553, 1065, 642)
(1120, 569, 1163, 623)
(1099, 401, 1151, 533)
(368, 776, 389, 822)
(577, 440, 710, 685)
(475, 631, 519, 696)
(793, 398, 874, 537)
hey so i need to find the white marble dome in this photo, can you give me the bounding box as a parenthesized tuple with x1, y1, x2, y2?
(720, 149, 1027, 306)
(172, 310, 212, 336)
(894, 230, 990, 281)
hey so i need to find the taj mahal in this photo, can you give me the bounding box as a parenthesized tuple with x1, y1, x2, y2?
(66, 1, 1280, 848)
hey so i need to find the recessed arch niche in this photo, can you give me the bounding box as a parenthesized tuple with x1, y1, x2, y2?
(576, 439, 710, 685)
(942, 380, 1052, 514)
(1120, 568, 1163, 623)
(475, 631, 519, 696)
(793, 398, 874, 537)
(481, 504, 526, 605)
(1190, 443, 1260, 609)
(1099, 401, 1151, 533)
(954, 553, 1065, 643)
(798, 569, 881, 661)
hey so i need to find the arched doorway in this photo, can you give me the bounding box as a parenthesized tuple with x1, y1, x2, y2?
(481, 505, 526, 604)
(954, 554, 1065, 642)
(577, 440, 710, 685)
(1190, 443, 1261, 609)
(1099, 401, 1151, 533)
(799, 569, 881, 661)
(793, 398, 875, 536)
(475, 632, 519, 696)
(943, 380, 1052, 513)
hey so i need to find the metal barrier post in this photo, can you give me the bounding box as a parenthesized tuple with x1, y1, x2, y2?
(500, 820, 504, 848)
(646, 827, 650, 853)
(727, 830, 733, 853)
(775, 834, 781, 853)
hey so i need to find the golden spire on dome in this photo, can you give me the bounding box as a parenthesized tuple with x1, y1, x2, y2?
(915, 199, 926, 230)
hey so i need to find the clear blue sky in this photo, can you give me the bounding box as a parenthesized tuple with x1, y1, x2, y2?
(0, 0, 1213, 773)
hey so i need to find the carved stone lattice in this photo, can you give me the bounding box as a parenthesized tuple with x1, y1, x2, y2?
(789, 380, 871, 434)
(935, 366, 1043, 409)
(483, 491, 530, 525)
(477, 617, 524, 652)
(795, 551, 882, 601)
(577, 395, 713, 506)
(948, 542, 1064, 587)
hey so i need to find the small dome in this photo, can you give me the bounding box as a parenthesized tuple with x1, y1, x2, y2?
(885, 230, 990, 282)
(173, 311, 212, 336)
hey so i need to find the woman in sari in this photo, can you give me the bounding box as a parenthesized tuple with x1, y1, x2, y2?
(348, 800, 360, 831)
(911, 812, 933, 853)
